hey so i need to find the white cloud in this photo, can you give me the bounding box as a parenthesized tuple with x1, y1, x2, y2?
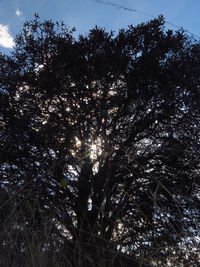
(16, 9, 22, 17)
(0, 24, 15, 49)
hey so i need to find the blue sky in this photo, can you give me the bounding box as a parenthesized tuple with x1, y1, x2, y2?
(0, 0, 200, 54)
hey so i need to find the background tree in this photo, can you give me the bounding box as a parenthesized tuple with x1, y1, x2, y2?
(0, 15, 200, 266)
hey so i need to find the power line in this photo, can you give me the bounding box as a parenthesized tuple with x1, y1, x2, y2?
(93, 0, 200, 39)
(94, 0, 154, 17)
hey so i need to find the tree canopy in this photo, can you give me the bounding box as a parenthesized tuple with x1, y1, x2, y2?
(0, 15, 200, 266)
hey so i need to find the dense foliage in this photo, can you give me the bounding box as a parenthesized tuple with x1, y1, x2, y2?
(0, 15, 200, 266)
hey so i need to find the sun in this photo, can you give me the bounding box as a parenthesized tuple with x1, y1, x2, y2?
(89, 143, 98, 161)
(73, 137, 103, 164)
(90, 143, 97, 151)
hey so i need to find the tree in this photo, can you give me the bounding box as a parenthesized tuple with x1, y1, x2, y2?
(0, 15, 200, 266)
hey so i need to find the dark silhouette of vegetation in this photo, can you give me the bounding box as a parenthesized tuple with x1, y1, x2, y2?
(0, 15, 200, 266)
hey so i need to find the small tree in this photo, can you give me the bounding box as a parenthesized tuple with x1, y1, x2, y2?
(0, 15, 200, 266)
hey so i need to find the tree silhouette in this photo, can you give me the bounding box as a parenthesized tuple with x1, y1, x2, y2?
(0, 15, 200, 266)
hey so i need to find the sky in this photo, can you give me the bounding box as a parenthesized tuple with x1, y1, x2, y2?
(0, 0, 200, 54)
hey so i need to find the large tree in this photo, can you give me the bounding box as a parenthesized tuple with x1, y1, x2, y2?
(0, 15, 200, 266)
